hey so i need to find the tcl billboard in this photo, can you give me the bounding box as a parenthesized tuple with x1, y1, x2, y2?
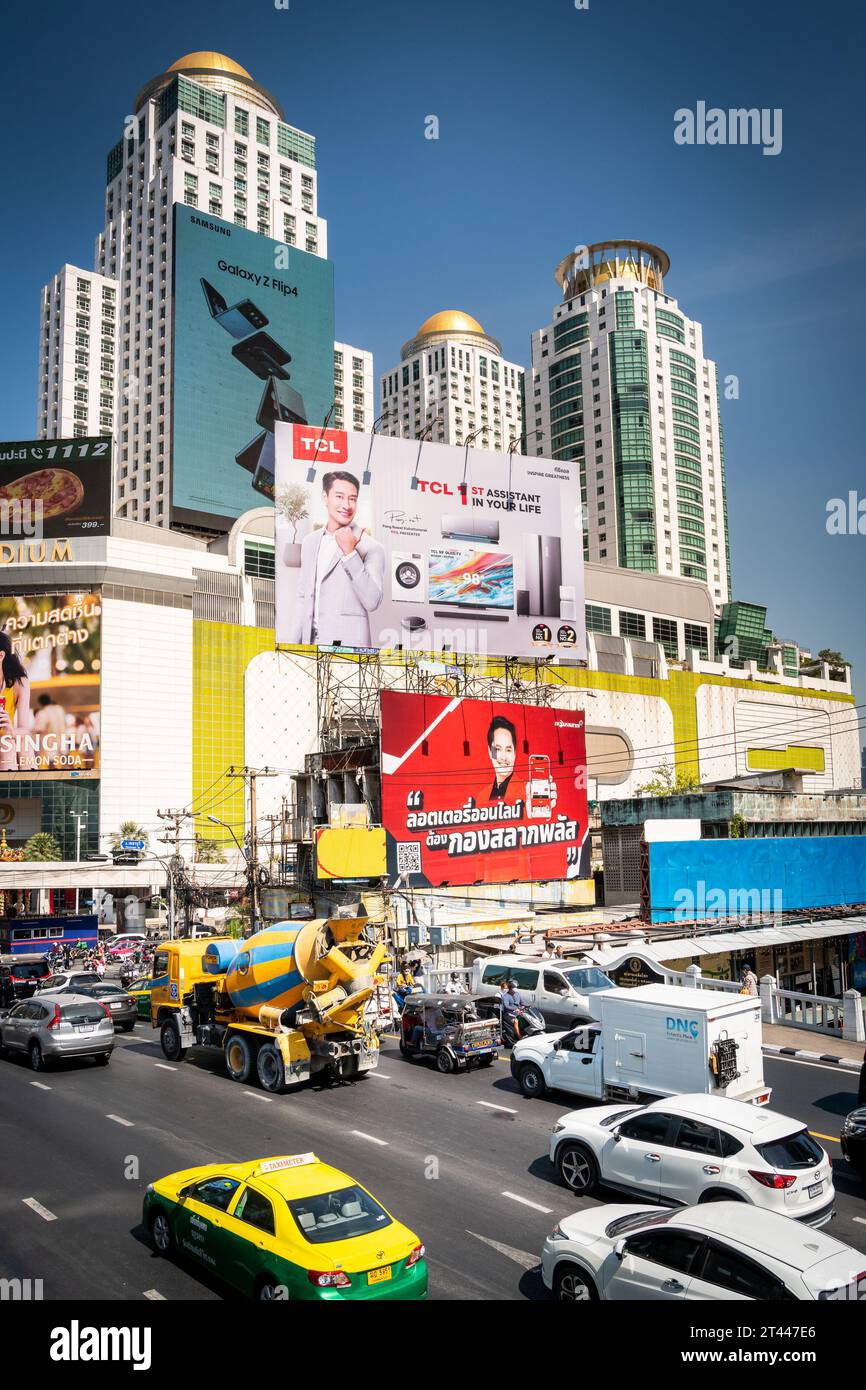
(274, 427, 585, 662)
(380, 691, 589, 887)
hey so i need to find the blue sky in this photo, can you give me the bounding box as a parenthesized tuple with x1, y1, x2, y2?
(1, 0, 864, 725)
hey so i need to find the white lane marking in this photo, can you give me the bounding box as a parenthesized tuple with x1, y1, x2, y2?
(106, 1114, 134, 1127)
(853, 1217, 866, 1227)
(23, 1197, 57, 1222)
(476, 1100, 518, 1114)
(243, 1090, 273, 1102)
(367, 1072, 391, 1080)
(351, 1129, 389, 1147)
(501, 1191, 553, 1214)
(468, 1230, 540, 1270)
(30, 1081, 51, 1091)
(143, 1289, 166, 1300)
(767, 1055, 861, 1077)
(154, 1063, 176, 1072)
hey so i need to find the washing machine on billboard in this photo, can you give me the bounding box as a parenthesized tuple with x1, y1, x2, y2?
(391, 551, 426, 603)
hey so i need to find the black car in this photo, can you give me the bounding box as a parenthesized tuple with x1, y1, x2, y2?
(0, 955, 51, 1002)
(841, 1107, 866, 1180)
(72, 983, 137, 1032)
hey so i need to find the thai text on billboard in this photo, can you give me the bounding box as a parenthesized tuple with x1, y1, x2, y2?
(380, 691, 589, 887)
(0, 592, 101, 777)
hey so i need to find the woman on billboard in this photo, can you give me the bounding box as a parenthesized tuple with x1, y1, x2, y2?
(0, 633, 34, 772)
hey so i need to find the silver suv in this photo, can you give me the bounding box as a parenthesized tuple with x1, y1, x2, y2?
(0, 991, 114, 1070)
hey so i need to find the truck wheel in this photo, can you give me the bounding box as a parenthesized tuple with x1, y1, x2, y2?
(557, 1143, 598, 1195)
(160, 1018, 187, 1063)
(256, 1043, 287, 1094)
(340, 1054, 366, 1081)
(518, 1063, 546, 1098)
(435, 1049, 455, 1075)
(225, 1032, 254, 1083)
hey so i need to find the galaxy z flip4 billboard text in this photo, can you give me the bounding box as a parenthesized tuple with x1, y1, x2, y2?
(274, 428, 585, 661)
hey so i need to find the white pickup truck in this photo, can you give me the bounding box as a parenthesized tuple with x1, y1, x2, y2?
(511, 984, 770, 1105)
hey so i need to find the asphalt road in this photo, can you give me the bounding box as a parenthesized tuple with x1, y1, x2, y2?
(0, 1023, 863, 1301)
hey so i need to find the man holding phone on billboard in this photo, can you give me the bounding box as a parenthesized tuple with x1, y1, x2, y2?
(285, 470, 385, 647)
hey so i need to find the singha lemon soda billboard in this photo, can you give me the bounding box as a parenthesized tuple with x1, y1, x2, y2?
(171, 206, 335, 531)
(273, 427, 585, 662)
(0, 592, 101, 778)
(380, 691, 589, 887)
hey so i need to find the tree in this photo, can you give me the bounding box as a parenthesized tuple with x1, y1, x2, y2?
(110, 820, 149, 851)
(275, 482, 310, 540)
(23, 832, 62, 862)
(635, 761, 701, 797)
(195, 836, 225, 864)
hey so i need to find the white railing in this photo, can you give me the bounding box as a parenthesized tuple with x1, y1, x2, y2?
(664, 963, 866, 1042)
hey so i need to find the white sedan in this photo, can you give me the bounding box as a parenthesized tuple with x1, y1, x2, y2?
(541, 1201, 865, 1301)
(549, 1093, 834, 1226)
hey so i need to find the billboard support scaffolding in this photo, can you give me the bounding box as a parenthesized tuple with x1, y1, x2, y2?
(316, 649, 382, 753)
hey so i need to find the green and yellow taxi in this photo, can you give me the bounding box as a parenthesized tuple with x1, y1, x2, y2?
(127, 976, 156, 1019)
(143, 1152, 427, 1300)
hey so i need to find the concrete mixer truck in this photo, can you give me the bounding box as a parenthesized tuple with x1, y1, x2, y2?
(148, 919, 387, 1093)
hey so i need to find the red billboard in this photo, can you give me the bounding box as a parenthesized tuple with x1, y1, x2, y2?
(380, 691, 589, 887)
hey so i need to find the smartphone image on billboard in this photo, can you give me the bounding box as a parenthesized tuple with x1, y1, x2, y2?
(526, 753, 554, 819)
(235, 429, 274, 476)
(200, 277, 269, 338)
(256, 377, 307, 430)
(231, 331, 292, 380)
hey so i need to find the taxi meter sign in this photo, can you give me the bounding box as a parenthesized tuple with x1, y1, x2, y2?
(256, 1154, 317, 1174)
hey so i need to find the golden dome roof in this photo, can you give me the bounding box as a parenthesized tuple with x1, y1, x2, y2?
(168, 52, 252, 79)
(416, 310, 486, 338)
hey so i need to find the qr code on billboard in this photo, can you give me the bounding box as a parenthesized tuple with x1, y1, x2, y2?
(396, 842, 422, 875)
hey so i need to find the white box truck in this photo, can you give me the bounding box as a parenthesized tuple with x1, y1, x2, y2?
(511, 984, 770, 1105)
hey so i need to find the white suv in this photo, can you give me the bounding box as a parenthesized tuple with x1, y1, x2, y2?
(549, 1093, 834, 1227)
(541, 1201, 865, 1302)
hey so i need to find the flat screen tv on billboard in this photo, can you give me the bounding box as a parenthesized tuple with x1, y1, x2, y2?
(171, 206, 335, 531)
(0, 437, 112, 540)
(273, 427, 585, 662)
(0, 592, 101, 778)
(380, 691, 589, 887)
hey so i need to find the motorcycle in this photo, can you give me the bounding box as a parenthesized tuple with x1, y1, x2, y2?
(501, 1002, 546, 1048)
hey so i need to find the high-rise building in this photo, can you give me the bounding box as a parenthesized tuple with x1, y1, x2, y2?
(333, 342, 374, 433)
(39, 51, 326, 529)
(379, 310, 524, 451)
(531, 241, 731, 607)
(37, 266, 118, 441)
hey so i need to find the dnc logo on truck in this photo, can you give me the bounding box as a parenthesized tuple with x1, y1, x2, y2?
(666, 1015, 700, 1042)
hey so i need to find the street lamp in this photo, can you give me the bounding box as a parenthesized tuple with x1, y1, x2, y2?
(69, 809, 87, 914)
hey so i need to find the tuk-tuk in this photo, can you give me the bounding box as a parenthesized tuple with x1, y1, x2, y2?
(399, 992, 500, 1073)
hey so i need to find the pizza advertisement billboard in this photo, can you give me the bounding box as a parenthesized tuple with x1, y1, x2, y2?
(273, 427, 585, 662)
(0, 591, 101, 779)
(171, 205, 335, 531)
(379, 690, 590, 887)
(0, 437, 112, 540)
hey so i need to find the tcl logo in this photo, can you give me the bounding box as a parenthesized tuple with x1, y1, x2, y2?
(292, 425, 348, 464)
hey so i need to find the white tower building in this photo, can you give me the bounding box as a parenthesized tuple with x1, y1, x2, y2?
(333, 342, 374, 433)
(37, 266, 118, 441)
(530, 241, 731, 607)
(379, 310, 524, 451)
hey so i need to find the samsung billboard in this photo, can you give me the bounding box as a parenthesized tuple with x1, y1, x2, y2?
(171, 206, 335, 531)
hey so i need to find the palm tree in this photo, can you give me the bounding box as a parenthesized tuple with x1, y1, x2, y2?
(23, 832, 62, 862)
(195, 836, 225, 864)
(110, 820, 149, 852)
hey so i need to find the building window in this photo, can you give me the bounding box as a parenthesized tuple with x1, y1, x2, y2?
(585, 604, 612, 635)
(684, 622, 709, 657)
(652, 617, 679, 660)
(244, 541, 275, 579)
(618, 610, 646, 641)
(235, 108, 249, 136)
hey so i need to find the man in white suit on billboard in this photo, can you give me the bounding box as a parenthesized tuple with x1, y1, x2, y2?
(285, 469, 385, 647)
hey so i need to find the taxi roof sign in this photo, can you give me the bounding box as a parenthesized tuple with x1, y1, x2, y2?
(256, 1154, 318, 1174)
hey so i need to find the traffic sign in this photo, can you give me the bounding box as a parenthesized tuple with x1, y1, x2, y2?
(121, 838, 146, 851)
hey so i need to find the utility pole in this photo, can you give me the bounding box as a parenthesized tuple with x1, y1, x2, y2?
(157, 809, 193, 939)
(69, 810, 88, 914)
(226, 767, 277, 934)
